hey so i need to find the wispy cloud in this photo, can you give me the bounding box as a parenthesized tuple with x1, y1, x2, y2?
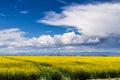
(0, 13, 6, 16)
(20, 11, 29, 14)
(46, 31, 53, 33)
(57, 0, 68, 4)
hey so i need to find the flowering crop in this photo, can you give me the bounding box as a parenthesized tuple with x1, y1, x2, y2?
(0, 56, 120, 80)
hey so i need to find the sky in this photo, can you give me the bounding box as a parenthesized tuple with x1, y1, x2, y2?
(0, 0, 120, 54)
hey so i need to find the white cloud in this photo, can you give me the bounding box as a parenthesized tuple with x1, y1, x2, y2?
(27, 32, 100, 48)
(0, 28, 119, 54)
(87, 38, 100, 43)
(26, 35, 55, 47)
(39, 3, 120, 37)
(1, 3, 120, 54)
(0, 28, 27, 48)
(20, 11, 29, 14)
(0, 28, 100, 49)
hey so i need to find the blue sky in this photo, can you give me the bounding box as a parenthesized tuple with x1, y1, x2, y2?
(0, 0, 120, 54)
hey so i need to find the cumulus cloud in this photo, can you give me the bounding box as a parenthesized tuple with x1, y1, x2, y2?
(35, 2, 120, 53)
(2, 2, 120, 53)
(0, 28, 28, 48)
(0, 28, 119, 54)
(27, 32, 100, 48)
(0, 28, 99, 49)
(39, 3, 120, 37)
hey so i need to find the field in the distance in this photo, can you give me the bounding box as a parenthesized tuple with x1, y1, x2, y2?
(0, 56, 120, 80)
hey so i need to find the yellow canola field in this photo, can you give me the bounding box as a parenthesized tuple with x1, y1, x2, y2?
(0, 56, 120, 80)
